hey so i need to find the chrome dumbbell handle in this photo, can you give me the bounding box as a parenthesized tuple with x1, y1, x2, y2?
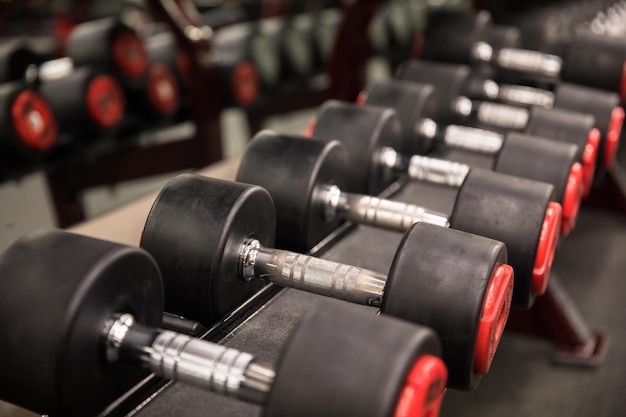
(105, 314, 274, 404)
(416, 118, 503, 155)
(380, 147, 470, 188)
(440, 124, 504, 154)
(321, 185, 450, 230)
(240, 239, 386, 307)
(496, 84, 555, 109)
(471, 41, 563, 78)
(454, 97, 530, 131)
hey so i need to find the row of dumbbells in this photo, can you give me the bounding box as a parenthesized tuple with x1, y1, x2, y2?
(2, 6, 625, 416)
(0, 18, 186, 163)
(1, 45, 619, 414)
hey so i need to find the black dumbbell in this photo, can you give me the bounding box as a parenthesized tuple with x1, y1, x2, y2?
(360, 79, 583, 232)
(214, 21, 281, 95)
(67, 18, 149, 89)
(310, 100, 561, 308)
(396, 60, 599, 195)
(144, 30, 188, 88)
(398, 59, 623, 169)
(368, 0, 424, 57)
(131, 61, 181, 120)
(419, 10, 626, 97)
(35, 58, 126, 137)
(0, 229, 447, 417)
(146, 27, 261, 108)
(140, 174, 513, 389)
(0, 83, 58, 161)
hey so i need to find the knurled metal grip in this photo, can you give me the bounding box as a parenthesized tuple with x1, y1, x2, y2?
(476, 101, 530, 130)
(321, 184, 450, 230)
(241, 239, 386, 307)
(340, 192, 450, 230)
(497, 84, 555, 109)
(104, 314, 274, 404)
(442, 125, 504, 154)
(406, 154, 470, 188)
(472, 41, 563, 78)
(150, 331, 257, 397)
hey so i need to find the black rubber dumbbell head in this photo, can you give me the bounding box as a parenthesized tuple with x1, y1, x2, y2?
(554, 82, 624, 167)
(140, 174, 275, 326)
(0, 83, 58, 160)
(67, 18, 149, 86)
(237, 131, 350, 252)
(280, 17, 315, 80)
(450, 169, 559, 309)
(266, 299, 446, 417)
(39, 67, 126, 136)
(525, 107, 598, 196)
(420, 10, 492, 63)
(396, 60, 472, 123)
(145, 31, 189, 89)
(312, 100, 404, 195)
(382, 223, 511, 390)
(495, 133, 582, 236)
(0, 230, 163, 417)
(483, 24, 522, 50)
(363, 80, 439, 155)
(562, 27, 626, 95)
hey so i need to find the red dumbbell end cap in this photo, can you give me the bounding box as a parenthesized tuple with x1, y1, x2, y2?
(474, 263, 513, 375)
(581, 128, 599, 197)
(394, 355, 448, 417)
(147, 63, 180, 116)
(11, 90, 57, 152)
(532, 202, 562, 296)
(86, 75, 125, 128)
(355, 90, 368, 106)
(605, 106, 624, 167)
(112, 31, 148, 79)
(232, 61, 260, 107)
(561, 162, 584, 236)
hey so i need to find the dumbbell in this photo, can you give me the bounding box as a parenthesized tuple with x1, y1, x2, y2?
(398, 59, 623, 168)
(0, 229, 447, 417)
(67, 18, 149, 89)
(368, 0, 426, 57)
(419, 10, 626, 97)
(68, 18, 180, 121)
(360, 79, 584, 224)
(0, 83, 58, 160)
(140, 174, 513, 389)
(35, 58, 126, 137)
(309, 100, 561, 308)
(144, 30, 188, 89)
(213, 21, 281, 95)
(145, 27, 260, 108)
(396, 61, 598, 195)
(280, 9, 343, 74)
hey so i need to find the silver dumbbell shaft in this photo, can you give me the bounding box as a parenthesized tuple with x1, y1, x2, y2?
(472, 41, 563, 78)
(380, 147, 470, 188)
(496, 84, 555, 109)
(454, 97, 530, 130)
(321, 184, 450, 230)
(240, 239, 386, 307)
(105, 314, 274, 404)
(417, 118, 504, 155)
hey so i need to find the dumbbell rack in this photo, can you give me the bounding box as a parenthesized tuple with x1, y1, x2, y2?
(87, 167, 624, 417)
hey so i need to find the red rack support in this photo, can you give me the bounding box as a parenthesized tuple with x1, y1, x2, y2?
(506, 275, 608, 367)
